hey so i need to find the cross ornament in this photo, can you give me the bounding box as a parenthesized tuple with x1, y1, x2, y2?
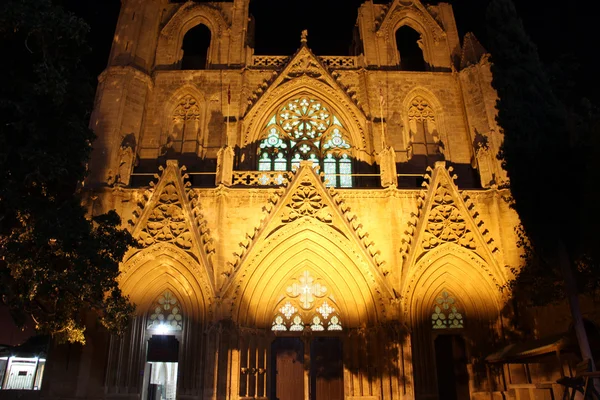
(287, 271, 327, 309)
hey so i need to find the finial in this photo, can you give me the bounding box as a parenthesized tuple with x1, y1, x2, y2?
(300, 29, 308, 46)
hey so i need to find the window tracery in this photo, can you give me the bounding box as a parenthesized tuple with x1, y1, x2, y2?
(271, 271, 343, 332)
(148, 290, 183, 331)
(431, 291, 463, 329)
(168, 95, 201, 154)
(257, 97, 353, 187)
(407, 96, 441, 158)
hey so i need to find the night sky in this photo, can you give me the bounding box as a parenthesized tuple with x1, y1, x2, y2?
(66, 0, 597, 101)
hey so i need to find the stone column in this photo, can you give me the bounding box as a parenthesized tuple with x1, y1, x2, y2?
(379, 146, 398, 188)
(216, 146, 234, 186)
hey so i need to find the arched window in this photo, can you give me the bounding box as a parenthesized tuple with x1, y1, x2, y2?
(407, 96, 441, 159)
(271, 271, 343, 332)
(181, 24, 211, 70)
(147, 290, 184, 333)
(166, 94, 201, 154)
(395, 26, 426, 71)
(431, 291, 464, 329)
(257, 97, 353, 188)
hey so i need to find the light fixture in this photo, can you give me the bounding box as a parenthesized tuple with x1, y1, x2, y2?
(155, 323, 171, 334)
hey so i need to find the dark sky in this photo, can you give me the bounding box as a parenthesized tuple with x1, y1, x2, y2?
(66, 0, 597, 101)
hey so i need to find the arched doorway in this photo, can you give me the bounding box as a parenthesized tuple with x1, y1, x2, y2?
(434, 334, 470, 400)
(142, 291, 184, 400)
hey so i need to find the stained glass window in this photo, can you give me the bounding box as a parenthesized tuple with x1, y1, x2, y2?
(431, 291, 464, 329)
(148, 290, 183, 331)
(289, 315, 305, 331)
(272, 315, 287, 331)
(257, 96, 353, 187)
(271, 271, 343, 332)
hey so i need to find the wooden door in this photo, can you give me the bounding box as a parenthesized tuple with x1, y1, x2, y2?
(310, 337, 343, 400)
(272, 338, 304, 400)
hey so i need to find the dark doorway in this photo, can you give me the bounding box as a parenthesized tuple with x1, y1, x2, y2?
(395, 26, 427, 71)
(310, 337, 343, 400)
(181, 24, 211, 70)
(144, 335, 179, 400)
(434, 335, 470, 400)
(271, 338, 304, 400)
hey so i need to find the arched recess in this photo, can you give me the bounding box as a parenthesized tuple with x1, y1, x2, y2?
(388, 16, 436, 69)
(155, 4, 228, 68)
(242, 78, 370, 161)
(226, 219, 387, 328)
(157, 86, 207, 156)
(402, 244, 503, 323)
(401, 244, 505, 398)
(395, 26, 426, 71)
(400, 87, 448, 160)
(120, 243, 214, 323)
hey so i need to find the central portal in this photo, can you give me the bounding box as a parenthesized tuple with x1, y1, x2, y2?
(270, 337, 343, 400)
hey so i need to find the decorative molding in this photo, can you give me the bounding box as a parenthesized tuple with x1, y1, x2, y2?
(399, 162, 505, 303)
(221, 162, 394, 324)
(377, 0, 445, 44)
(242, 47, 369, 153)
(129, 160, 216, 284)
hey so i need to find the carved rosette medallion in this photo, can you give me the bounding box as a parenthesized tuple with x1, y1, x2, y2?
(282, 176, 332, 223)
(422, 184, 475, 250)
(138, 183, 192, 250)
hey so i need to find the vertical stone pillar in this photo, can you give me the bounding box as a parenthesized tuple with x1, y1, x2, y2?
(216, 146, 234, 186)
(379, 146, 398, 188)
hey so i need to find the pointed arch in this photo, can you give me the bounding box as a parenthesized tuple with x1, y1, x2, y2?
(400, 87, 447, 159)
(225, 218, 387, 328)
(378, 2, 447, 68)
(401, 243, 503, 326)
(120, 243, 214, 322)
(156, 3, 229, 67)
(242, 77, 370, 160)
(160, 86, 207, 155)
(391, 17, 432, 68)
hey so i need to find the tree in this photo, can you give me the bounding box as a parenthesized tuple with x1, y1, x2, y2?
(0, 0, 135, 344)
(486, 0, 600, 372)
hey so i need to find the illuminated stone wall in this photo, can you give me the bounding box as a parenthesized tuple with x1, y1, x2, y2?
(43, 1, 532, 400)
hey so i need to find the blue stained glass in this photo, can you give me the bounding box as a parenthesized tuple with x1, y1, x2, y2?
(259, 153, 272, 171)
(274, 153, 287, 171)
(324, 154, 336, 187)
(339, 155, 352, 188)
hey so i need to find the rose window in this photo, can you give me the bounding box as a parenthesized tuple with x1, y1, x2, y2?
(257, 96, 353, 187)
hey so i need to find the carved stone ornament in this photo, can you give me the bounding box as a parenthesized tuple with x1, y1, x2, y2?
(173, 95, 201, 123)
(138, 183, 192, 249)
(281, 174, 332, 223)
(130, 160, 215, 263)
(408, 96, 435, 122)
(422, 183, 476, 250)
(287, 53, 323, 79)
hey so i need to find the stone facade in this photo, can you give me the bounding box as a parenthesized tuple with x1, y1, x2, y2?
(35, 1, 536, 399)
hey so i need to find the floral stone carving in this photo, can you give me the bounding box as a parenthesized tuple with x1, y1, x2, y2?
(138, 183, 193, 250)
(282, 176, 332, 223)
(422, 183, 476, 250)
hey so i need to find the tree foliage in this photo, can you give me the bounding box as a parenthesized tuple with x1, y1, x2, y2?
(0, 0, 135, 344)
(486, 0, 600, 304)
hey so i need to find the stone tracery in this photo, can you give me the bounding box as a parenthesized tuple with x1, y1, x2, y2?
(257, 96, 353, 187)
(148, 290, 184, 331)
(271, 271, 343, 332)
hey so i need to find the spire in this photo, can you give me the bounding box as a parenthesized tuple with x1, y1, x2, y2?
(300, 29, 308, 46)
(460, 32, 487, 69)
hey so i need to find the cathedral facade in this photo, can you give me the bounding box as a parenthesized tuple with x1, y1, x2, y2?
(42, 1, 524, 399)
